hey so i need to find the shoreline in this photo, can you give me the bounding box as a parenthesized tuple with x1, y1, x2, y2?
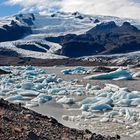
(0, 98, 120, 140)
(0, 56, 140, 67)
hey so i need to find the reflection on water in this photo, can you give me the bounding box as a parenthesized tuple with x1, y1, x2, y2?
(32, 101, 81, 129)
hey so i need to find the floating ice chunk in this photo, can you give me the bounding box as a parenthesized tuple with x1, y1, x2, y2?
(74, 91, 84, 96)
(62, 67, 87, 75)
(86, 83, 92, 90)
(80, 104, 90, 111)
(127, 93, 140, 99)
(133, 71, 140, 78)
(116, 99, 131, 107)
(19, 90, 39, 96)
(16, 84, 21, 89)
(57, 96, 76, 104)
(107, 111, 120, 118)
(5, 95, 23, 101)
(25, 102, 39, 108)
(62, 115, 69, 121)
(130, 98, 140, 106)
(112, 119, 124, 124)
(56, 78, 63, 83)
(81, 97, 98, 104)
(84, 68, 133, 80)
(96, 98, 113, 106)
(125, 108, 132, 120)
(132, 130, 140, 137)
(21, 82, 34, 90)
(111, 90, 129, 101)
(6, 79, 15, 84)
(6, 90, 19, 95)
(26, 66, 35, 70)
(113, 76, 131, 80)
(48, 88, 67, 95)
(102, 84, 120, 93)
(46, 74, 57, 83)
(100, 117, 109, 123)
(0, 66, 12, 71)
(0, 91, 6, 96)
(35, 77, 46, 83)
(13, 100, 26, 105)
(91, 85, 101, 90)
(97, 92, 112, 97)
(89, 104, 112, 111)
(42, 79, 48, 85)
(81, 111, 95, 119)
(25, 70, 38, 76)
(32, 94, 52, 103)
(34, 83, 45, 90)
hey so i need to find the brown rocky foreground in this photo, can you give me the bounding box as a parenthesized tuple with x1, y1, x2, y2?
(0, 99, 120, 140)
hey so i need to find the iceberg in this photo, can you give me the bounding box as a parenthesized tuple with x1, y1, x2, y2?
(25, 102, 39, 108)
(133, 71, 140, 78)
(5, 95, 24, 101)
(57, 96, 76, 104)
(116, 99, 131, 107)
(62, 67, 87, 75)
(84, 68, 133, 80)
(46, 75, 57, 83)
(32, 94, 52, 103)
(130, 98, 140, 106)
(48, 88, 67, 95)
(89, 104, 113, 111)
(21, 82, 34, 90)
(25, 70, 38, 76)
(34, 83, 45, 90)
(0, 91, 6, 96)
(80, 104, 90, 111)
(26, 66, 35, 71)
(19, 90, 39, 96)
(81, 97, 98, 104)
(106, 111, 120, 118)
(96, 98, 113, 106)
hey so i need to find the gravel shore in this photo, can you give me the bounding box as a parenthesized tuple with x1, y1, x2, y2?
(0, 99, 120, 140)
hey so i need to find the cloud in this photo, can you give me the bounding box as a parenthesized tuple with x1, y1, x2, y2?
(6, 0, 140, 20)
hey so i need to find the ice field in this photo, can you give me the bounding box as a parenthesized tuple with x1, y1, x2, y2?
(0, 66, 140, 139)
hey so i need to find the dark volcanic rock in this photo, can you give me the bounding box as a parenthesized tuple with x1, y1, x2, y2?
(93, 66, 117, 72)
(59, 41, 105, 57)
(0, 48, 19, 57)
(0, 14, 34, 42)
(0, 23, 32, 42)
(94, 19, 100, 23)
(46, 21, 140, 57)
(16, 44, 47, 53)
(87, 21, 118, 35)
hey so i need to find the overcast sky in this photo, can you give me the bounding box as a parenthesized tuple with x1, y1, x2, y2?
(0, 0, 140, 20)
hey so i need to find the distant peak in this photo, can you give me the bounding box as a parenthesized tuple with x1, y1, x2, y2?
(122, 22, 131, 26)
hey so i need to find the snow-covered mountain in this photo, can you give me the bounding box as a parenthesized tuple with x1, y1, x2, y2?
(0, 12, 140, 60)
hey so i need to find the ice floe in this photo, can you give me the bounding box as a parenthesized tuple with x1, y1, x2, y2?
(0, 66, 140, 137)
(84, 68, 133, 80)
(133, 71, 140, 78)
(62, 67, 88, 75)
(57, 96, 76, 104)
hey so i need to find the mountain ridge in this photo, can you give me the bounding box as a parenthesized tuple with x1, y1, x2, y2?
(0, 12, 140, 62)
